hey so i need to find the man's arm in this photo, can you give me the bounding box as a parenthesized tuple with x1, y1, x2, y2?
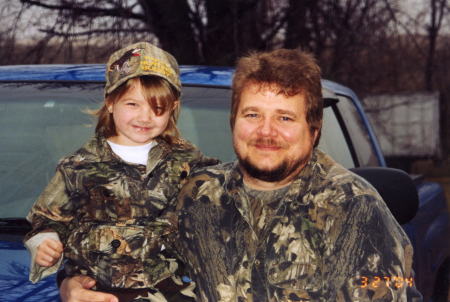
(172, 172, 231, 302)
(60, 276, 118, 302)
(323, 194, 422, 301)
(268, 193, 422, 301)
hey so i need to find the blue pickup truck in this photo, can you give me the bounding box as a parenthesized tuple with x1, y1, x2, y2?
(0, 65, 448, 301)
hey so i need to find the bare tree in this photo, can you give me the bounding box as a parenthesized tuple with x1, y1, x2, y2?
(284, 0, 404, 95)
(200, 0, 287, 64)
(7, 0, 450, 101)
(17, 0, 287, 65)
(424, 0, 448, 91)
(0, 1, 28, 64)
(18, 0, 199, 63)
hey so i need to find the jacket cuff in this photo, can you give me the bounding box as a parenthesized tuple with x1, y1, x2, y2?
(24, 232, 63, 283)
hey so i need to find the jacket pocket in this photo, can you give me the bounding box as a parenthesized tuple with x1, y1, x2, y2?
(68, 223, 173, 288)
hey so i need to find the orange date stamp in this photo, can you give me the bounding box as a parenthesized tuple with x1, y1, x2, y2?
(356, 276, 414, 289)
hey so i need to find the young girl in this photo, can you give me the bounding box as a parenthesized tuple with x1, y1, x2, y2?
(24, 42, 218, 302)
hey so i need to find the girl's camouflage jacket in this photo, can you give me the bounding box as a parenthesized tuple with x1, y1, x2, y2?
(25, 135, 218, 289)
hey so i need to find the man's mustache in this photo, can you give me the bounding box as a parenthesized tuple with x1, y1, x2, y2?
(249, 138, 286, 148)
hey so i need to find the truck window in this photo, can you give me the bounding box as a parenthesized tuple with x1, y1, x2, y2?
(318, 105, 356, 168)
(335, 95, 380, 167)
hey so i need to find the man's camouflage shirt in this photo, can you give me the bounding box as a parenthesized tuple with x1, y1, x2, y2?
(175, 149, 423, 301)
(25, 135, 218, 289)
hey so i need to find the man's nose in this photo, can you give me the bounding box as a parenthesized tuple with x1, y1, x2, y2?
(257, 117, 276, 136)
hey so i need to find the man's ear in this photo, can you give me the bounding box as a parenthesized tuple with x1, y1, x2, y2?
(312, 126, 321, 146)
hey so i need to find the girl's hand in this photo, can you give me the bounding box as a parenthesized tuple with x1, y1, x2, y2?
(35, 238, 63, 266)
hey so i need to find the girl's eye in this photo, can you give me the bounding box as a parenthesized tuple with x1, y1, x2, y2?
(126, 102, 137, 106)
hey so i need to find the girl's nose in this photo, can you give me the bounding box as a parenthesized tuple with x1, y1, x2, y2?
(138, 104, 153, 121)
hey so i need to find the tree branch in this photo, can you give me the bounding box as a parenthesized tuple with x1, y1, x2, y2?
(39, 28, 149, 37)
(20, 0, 145, 20)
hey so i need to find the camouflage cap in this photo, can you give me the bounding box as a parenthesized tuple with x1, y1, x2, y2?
(105, 42, 181, 96)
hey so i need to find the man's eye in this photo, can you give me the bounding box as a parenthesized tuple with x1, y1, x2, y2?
(280, 116, 293, 121)
(245, 113, 258, 118)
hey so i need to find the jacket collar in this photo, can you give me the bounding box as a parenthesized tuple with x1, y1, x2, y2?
(83, 135, 172, 175)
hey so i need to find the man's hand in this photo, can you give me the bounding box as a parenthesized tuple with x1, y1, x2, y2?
(35, 239, 63, 266)
(60, 275, 118, 302)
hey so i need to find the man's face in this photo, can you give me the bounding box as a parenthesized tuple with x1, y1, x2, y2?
(233, 83, 317, 187)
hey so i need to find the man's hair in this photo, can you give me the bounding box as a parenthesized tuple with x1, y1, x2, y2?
(231, 48, 323, 146)
(95, 75, 181, 144)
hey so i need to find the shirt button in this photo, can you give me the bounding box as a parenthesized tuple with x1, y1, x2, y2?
(111, 239, 121, 249)
(254, 260, 260, 266)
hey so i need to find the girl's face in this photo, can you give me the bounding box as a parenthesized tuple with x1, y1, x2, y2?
(107, 80, 173, 146)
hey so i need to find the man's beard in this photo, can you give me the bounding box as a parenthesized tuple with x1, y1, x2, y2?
(235, 138, 309, 182)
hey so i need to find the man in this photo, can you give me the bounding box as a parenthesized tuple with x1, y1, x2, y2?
(173, 49, 422, 301)
(60, 49, 421, 301)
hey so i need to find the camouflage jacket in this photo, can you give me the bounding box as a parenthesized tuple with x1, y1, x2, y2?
(176, 149, 423, 301)
(26, 135, 218, 289)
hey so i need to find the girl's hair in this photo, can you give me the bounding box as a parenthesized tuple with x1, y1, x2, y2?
(95, 75, 181, 144)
